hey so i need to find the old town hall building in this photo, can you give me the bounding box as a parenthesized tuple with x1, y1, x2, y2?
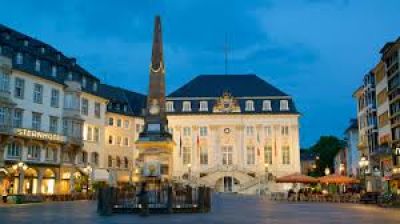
(0, 17, 300, 195)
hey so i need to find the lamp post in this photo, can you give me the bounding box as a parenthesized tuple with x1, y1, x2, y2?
(359, 155, 369, 191)
(12, 162, 28, 194)
(84, 165, 93, 193)
(324, 167, 330, 176)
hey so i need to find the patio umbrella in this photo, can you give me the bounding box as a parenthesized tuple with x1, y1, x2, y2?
(318, 174, 360, 184)
(275, 173, 318, 184)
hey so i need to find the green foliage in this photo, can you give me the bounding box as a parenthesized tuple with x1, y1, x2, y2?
(309, 136, 345, 177)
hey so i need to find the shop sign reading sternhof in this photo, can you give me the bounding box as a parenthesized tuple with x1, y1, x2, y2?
(14, 128, 66, 142)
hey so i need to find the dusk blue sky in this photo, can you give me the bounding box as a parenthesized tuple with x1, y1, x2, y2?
(1, 0, 399, 147)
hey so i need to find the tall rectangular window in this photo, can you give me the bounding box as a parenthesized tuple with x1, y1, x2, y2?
(86, 126, 93, 141)
(109, 117, 114, 126)
(123, 137, 129, 146)
(282, 146, 290, 165)
(281, 126, 289, 136)
(94, 127, 99, 142)
(183, 127, 191, 136)
(222, 146, 233, 165)
(116, 136, 122, 145)
(13, 109, 23, 128)
(35, 59, 41, 72)
(264, 145, 272, 165)
(108, 135, 113, 145)
(117, 119, 122, 127)
(246, 146, 255, 165)
(264, 126, 272, 137)
(50, 89, 59, 108)
(49, 116, 58, 133)
(32, 112, 41, 130)
(33, 83, 43, 104)
(183, 146, 191, 165)
(200, 127, 208, 136)
(81, 98, 89, 115)
(200, 146, 208, 165)
(124, 120, 129, 129)
(27, 145, 41, 160)
(246, 126, 254, 136)
(14, 78, 24, 99)
(94, 102, 101, 118)
(51, 65, 57, 77)
(0, 71, 10, 92)
(16, 52, 23, 65)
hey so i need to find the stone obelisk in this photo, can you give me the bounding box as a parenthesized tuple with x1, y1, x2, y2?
(136, 16, 175, 182)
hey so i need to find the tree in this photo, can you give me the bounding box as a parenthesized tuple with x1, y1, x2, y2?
(309, 136, 345, 177)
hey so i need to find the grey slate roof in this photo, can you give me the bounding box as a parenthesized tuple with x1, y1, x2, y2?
(0, 23, 100, 96)
(167, 74, 298, 114)
(99, 84, 146, 117)
(168, 74, 289, 98)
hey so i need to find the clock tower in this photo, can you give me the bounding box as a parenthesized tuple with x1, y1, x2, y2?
(136, 16, 175, 181)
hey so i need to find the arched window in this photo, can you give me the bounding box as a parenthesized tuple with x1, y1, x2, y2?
(166, 101, 174, 112)
(245, 100, 254, 111)
(108, 155, 113, 168)
(262, 100, 272, 111)
(182, 101, 191, 112)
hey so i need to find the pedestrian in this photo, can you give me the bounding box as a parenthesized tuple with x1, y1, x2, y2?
(2, 187, 8, 203)
(137, 182, 149, 216)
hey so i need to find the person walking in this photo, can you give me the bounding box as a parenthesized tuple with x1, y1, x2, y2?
(137, 182, 149, 216)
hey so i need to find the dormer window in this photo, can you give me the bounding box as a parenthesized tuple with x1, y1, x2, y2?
(182, 101, 191, 112)
(123, 104, 128, 112)
(262, 100, 272, 111)
(57, 53, 61, 61)
(82, 77, 87, 88)
(93, 82, 98, 92)
(51, 66, 57, 77)
(68, 72, 73, 80)
(166, 101, 174, 112)
(199, 101, 208, 112)
(16, 52, 23, 65)
(0, 45, 2, 55)
(4, 33, 10, 40)
(23, 40, 29, 47)
(40, 47, 45, 54)
(280, 100, 289, 111)
(35, 59, 40, 72)
(245, 100, 254, 111)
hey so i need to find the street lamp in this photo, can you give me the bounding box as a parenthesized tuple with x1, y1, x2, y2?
(359, 155, 369, 190)
(324, 167, 330, 176)
(12, 162, 28, 194)
(84, 165, 93, 192)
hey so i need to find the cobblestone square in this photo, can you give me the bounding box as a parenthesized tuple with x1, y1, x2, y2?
(1, 194, 400, 224)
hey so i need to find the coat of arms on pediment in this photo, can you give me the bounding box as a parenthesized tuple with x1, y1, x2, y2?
(213, 91, 241, 113)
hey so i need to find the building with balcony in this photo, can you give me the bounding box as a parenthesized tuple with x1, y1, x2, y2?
(0, 24, 106, 195)
(354, 71, 379, 192)
(381, 37, 400, 194)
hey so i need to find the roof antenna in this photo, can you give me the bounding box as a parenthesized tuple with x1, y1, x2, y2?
(224, 33, 229, 75)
